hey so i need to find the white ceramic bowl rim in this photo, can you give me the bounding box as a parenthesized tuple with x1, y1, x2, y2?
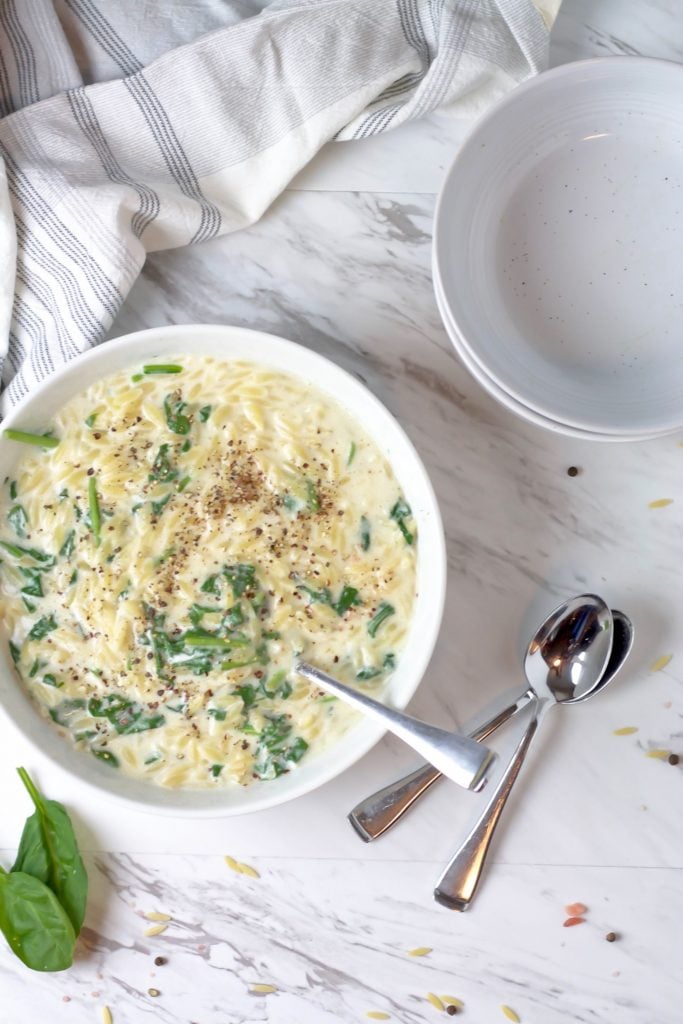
(0, 325, 446, 817)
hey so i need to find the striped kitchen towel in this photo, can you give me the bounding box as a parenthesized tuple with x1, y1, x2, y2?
(0, 0, 559, 409)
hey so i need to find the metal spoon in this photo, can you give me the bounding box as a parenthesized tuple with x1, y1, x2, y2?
(434, 597, 628, 911)
(349, 598, 626, 843)
(295, 661, 496, 792)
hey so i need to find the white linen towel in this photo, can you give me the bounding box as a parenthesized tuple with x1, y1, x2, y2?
(0, 0, 560, 409)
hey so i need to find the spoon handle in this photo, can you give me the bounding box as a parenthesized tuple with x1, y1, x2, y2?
(434, 698, 550, 911)
(296, 662, 496, 792)
(349, 686, 535, 842)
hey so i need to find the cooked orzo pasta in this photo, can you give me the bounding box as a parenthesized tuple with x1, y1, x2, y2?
(0, 357, 417, 788)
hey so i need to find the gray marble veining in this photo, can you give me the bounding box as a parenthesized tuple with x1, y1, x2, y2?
(2, 852, 681, 1024)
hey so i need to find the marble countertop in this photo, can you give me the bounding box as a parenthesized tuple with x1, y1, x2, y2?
(3, 2, 683, 1021)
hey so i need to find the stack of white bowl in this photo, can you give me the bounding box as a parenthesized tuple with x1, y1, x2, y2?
(433, 57, 683, 442)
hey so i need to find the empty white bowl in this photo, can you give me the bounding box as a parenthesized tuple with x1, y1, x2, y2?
(434, 57, 683, 438)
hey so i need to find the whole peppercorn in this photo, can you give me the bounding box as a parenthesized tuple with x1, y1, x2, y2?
(605, 932, 617, 943)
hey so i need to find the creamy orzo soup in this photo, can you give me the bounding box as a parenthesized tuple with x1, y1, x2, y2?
(0, 357, 417, 788)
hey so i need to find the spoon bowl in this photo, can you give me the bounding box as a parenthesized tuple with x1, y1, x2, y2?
(525, 593, 613, 704)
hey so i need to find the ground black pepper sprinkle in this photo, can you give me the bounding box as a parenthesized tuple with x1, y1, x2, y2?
(668, 753, 679, 765)
(567, 466, 579, 477)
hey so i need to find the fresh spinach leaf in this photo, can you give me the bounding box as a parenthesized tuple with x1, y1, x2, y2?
(149, 443, 178, 484)
(163, 393, 191, 435)
(224, 564, 256, 598)
(356, 666, 382, 681)
(0, 542, 55, 567)
(58, 530, 75, 559)
(150, 493, 171, 518)
(8, 505, 28, 538)
(367, 602, 395, 638)
(390, 497, 414, 545)
(253, 715, 308, 780)
(88, 693, 165, 735)
(28, 615, 58, 641)
(92, 749, 119, 767)
(296, 582, 333, 606)
(332, 585, 361, 616)
(200, 573, 221, 596)
(19, 567, 44, 599)
(0, 868, 75, 972)
(223, 603, 244, 629)
(48, 699, 86, 726)
(12, 768, 88, 937)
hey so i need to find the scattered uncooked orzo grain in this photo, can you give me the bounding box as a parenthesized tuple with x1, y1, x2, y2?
(613, 726, 638, 736)
(238, 861, 260, 879)
(646, 749, 671, 760)
(143, 923, 169, 937)
(250, 984, 277, 994)
(426, 993, 445, 1011)
(651, 654, 673, 672)
(144, 911, 171, 922)
(366, 1013, 391, 1020)
(501, 1006, 521, 1022)
(224, 855, 260, 878)
(102, 1008, 113, 1024)
(408, 947, 432, 957)
(648, 499, 674, 509)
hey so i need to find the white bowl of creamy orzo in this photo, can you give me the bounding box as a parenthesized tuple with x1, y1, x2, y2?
(0, 325, 446, 816)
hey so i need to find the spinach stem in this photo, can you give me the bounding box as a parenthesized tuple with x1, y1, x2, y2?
(4, 429, 59, 449)
(16, 766, 41, 809)
(88, 475, 101, 545)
